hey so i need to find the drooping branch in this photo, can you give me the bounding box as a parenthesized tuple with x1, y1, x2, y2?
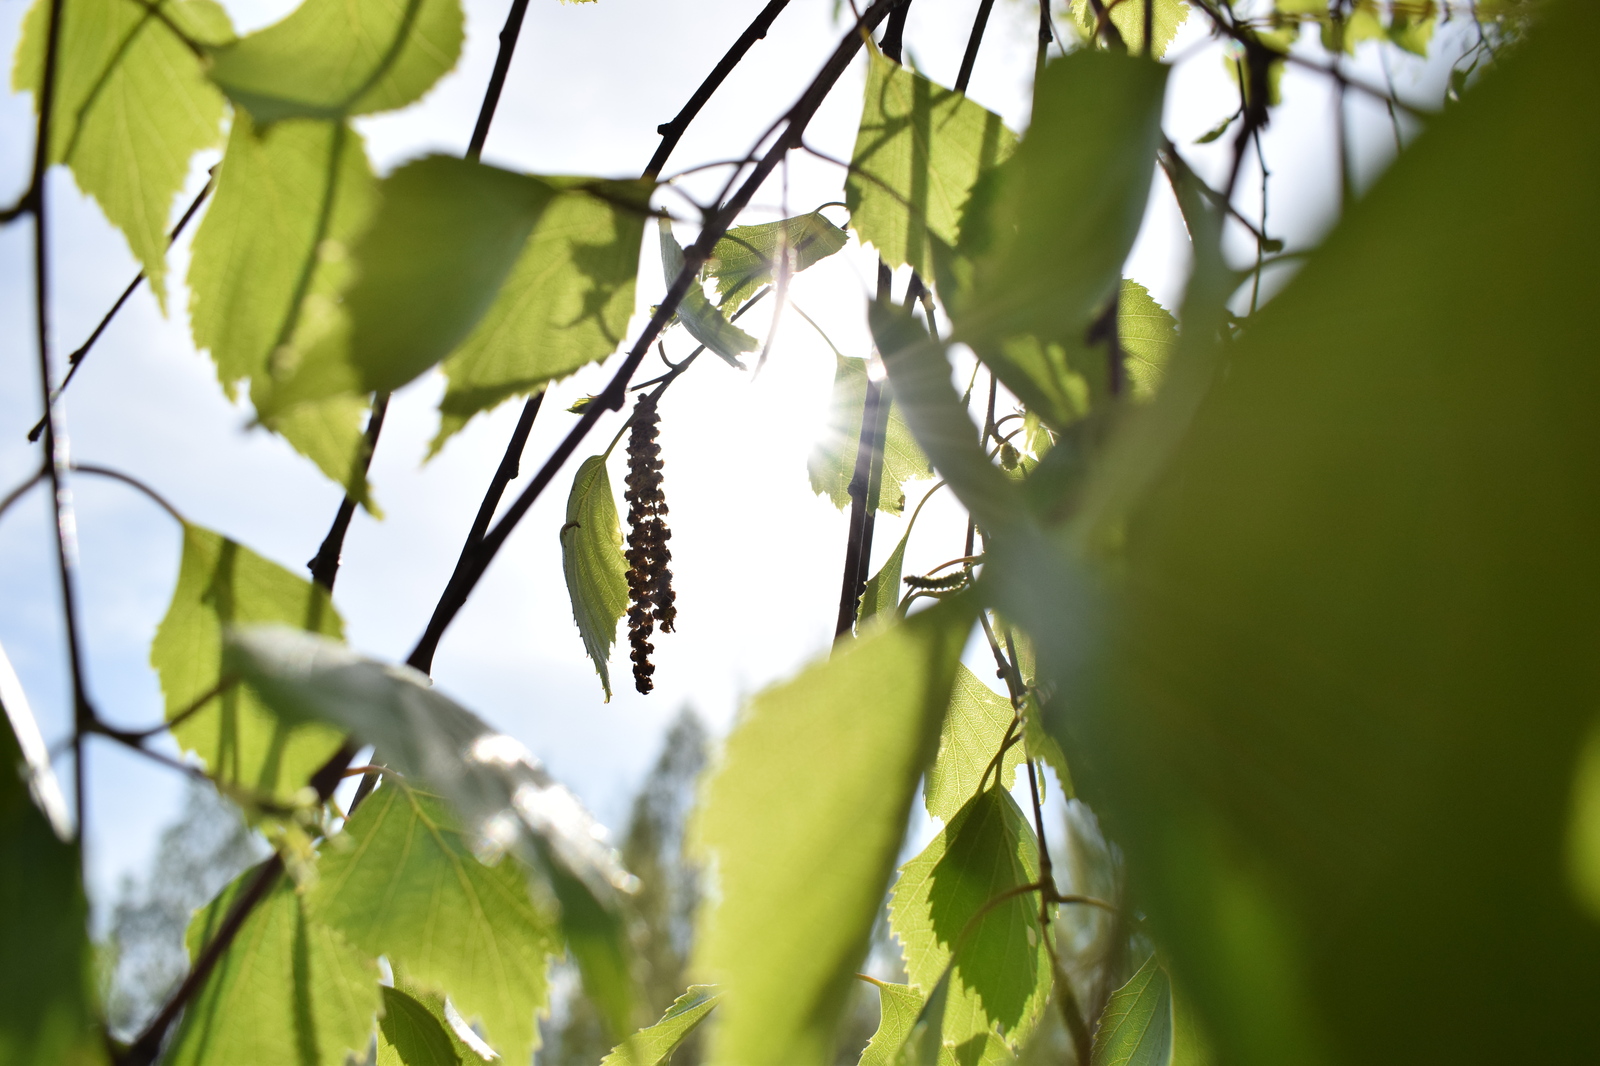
(406, 0, 904, 671)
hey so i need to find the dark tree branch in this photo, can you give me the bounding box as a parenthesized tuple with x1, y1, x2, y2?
(306, 392, 390, 590)
(407, 0, 903, 672)
(467, 0, 531, 160)
(956, 0, 996, 92)
(27, 171, 216, 442)
(643, 0, 793, 179)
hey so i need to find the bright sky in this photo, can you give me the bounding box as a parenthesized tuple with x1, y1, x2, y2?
(0, 0, 1466, 919)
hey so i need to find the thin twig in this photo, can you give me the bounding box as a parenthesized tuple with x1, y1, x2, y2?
(306, 392, 390, 590)
(467, 0, 532, 160)
(71, 463, 186, 524)
(0, 467, 46, 524)
(956, 0, 997, 92)
(27, 171, 216, 442)
(644, 0, 794, 179)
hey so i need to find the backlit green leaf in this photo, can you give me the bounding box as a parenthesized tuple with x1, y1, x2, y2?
(270, 392, 382, 516)
(1089, 956, 1171, 1066)
(859, 530, 908, 626)
(924, 666, 1022, 823)
(691, 596, 976, 1066)
(956, 53, 1167, 429)
(377, 985, 460, 1066)
(846, 49, 1016, 281)
(1053, 7, 1600, 1064)
(310, 783, 556, 1066)
(1069, 0, 1191, 58)
(857, 979, 921, 1066)
(707, 211, 848, 314)
(187, 111, 379, 505)
(1118, 280, 1177, 400)
(12, 0, 230, 308)
(600, 985, 720, 1066)
(660, 221, 757, 367)
(224, 627, 637, 1036)
(561, 455, 629, 700)
(808, 354, 931, 517)
(0, 715, 98, 1065)
(340, 155, 557, 397)
(167, 867, 380, 1066)
(207, 0, 464, 123)
(889, 788, 1050, 1051)
(150, 524, 345, 803)
(433, 178, 649, 452)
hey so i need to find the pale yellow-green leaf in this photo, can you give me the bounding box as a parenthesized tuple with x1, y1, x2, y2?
(599, 985, 720, 1066)
(1069, 0, 1190, 58)
(207, 0, 464, 123)
(561, 455, 629, 700)
(846, 48, 1017, 281)
(166, 869, 380, 1066)
(808, 354, 931, 517)
(12, 0, 231, 308)
(1119, 279, 1177, 400)
(310, 783, 556, 1066)
(691, 597, 976, 1066)
(150, 524, 345, 803)
(707, 211, 848, 314)
(924, 666, 1022, 823)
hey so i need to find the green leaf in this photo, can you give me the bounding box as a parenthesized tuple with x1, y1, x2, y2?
(1069, 0, 1191, 59)
(924, 666, 1022, 823)
(857, 979, 923, 1066)
(207, 0, 464, 123)
(871, 303, 1020, 533)
(271, 392, 383, 516)
(167, 867, 380, 1066)
(223, 627, 637, 1036)
(956, 52, 1168, 429)
(599, 985, 720, 1066)
(433, 178, 649, 452)
(1119, 279, 1177, 400)
(0, 716, 99, 1065)
(310, 782, 556, 1066)
(889, 788, 1050, 1051)
(659, 220, 757, 367)
(1387, 10, 1436, 56)
(337, 155, 558, 399)
(859, 530, 908, 626)
(1193, 111, 1238, 145)
(150, 524, 345, 803)
(691, 596, 976, 1066)
(707, 211, 849, 314)
(561, 455, 629, 700)
(12, 0, 230, 309)
(1053, 7, 1600, 1064)
(377, 985, 460, 1066)
(186, 112, 379, 505)
(845, 48, 1017, 281)
(1089, 956, 1171, 1066)
(807, 353, 931, 517)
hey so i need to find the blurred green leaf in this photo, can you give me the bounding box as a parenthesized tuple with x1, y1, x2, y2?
(561, 455, 629, 701)
(433, 177, 648, 452)
(1069, 0, 1191, 58)
(1193, 112, 1238, 145)
(809, 353, 930, 517)
(12, 0, 230, 308)
(956, 52, 1167, 429)
(708, 211, 848, 314)
(599, 985, 720, 1066)
(659, 220, 757, 367)
(924, 666, 1022, 823)
(1387, 10, 1435, 56)
(0, 717, 99, 1065)
(889, 788, 1050, 1051)
(207, 0, 463, 122)
(310, 783, 555, 1065)
(1089, 956, 1170, 1066)
(224, 627, 636, 1036)
(1053, 6, 1600, 1064)
(691, 596, 976, 1066)
(166, 867, 379, 1066)
(377, 985, 461, 1066)
(187, 112, 379, 506)
(846, 48, 1016, 281)
(151, 524, 345, 804)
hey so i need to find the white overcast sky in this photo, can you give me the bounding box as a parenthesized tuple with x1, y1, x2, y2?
(0, 0, 1465, 916)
